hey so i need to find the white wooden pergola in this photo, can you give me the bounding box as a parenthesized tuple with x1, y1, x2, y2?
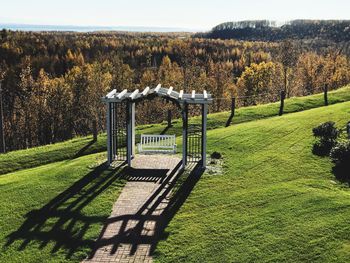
(102, 84, 213, 169)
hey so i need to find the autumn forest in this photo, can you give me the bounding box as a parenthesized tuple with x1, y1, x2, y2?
(0, 25, 350, 152)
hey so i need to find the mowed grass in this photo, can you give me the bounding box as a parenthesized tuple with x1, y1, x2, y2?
(0, 101, 350, 262)
(1, 85, 349, 175)
(0, 153, 126, 262)
(154, 101, 350, 262)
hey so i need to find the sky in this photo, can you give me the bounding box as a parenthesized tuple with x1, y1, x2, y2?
(0, 0, 349, 30)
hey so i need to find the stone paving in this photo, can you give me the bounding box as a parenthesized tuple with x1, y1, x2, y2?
(82, 155, 183, 263)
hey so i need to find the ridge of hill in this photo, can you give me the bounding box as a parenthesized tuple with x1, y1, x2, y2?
(201, 20, 350, 41)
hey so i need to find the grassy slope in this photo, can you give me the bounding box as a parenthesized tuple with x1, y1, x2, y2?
(0, 153, 125, 263)
(1, 85, 349, 176)
(155, 102, 350, 262)
(0, 101, 350, 262)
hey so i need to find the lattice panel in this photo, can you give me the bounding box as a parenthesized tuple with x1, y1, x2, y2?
(187, 124, 202, 163)
(112, 102, 127, 161)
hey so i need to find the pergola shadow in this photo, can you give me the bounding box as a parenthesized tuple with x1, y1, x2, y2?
(5, 162, 127, 259)
(122, 167, 169, 182)
(87, 161, 204, 259)
(5, 159, 204, 260)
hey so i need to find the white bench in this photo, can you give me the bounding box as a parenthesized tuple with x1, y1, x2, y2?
(137, 134, 176, 154)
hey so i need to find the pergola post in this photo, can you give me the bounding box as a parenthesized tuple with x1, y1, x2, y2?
(127, 101, 135, 167)
(111, 102, 116, 161)
(106, 102, 113, 165)
(201, 103, 208, 168)
(182, 103, 188, 169)
(131, 102, 136, 156)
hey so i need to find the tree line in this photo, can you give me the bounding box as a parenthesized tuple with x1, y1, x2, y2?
(201, 20, 350, 42)
(0, 30, 349, 152)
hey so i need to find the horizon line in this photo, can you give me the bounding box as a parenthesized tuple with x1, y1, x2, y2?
(0, 22, 209, 33)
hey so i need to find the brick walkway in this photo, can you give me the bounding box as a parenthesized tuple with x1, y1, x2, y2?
(83, 155, 183, 263)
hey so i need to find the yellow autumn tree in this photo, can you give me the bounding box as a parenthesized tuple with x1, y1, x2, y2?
(237, 62, 279, 105)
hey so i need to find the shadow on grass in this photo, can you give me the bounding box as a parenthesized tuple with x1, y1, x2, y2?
(225, 113, 234, 127)
(5, 157, 204, 260)
(5, 161, 127, 259)
(160, 125, 172, 135)
(73, 139, 98, 159)
(87, 161, 204, 259)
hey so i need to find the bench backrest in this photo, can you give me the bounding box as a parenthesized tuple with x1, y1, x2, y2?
(138, 134, 176, 153)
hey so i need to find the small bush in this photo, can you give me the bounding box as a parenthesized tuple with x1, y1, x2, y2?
(330, 141, 350, 165)
(211, 151, 222, 159)
(330, 140, 350, 183)
(312, 122, 340, 155)
(313, 121, 339, 140)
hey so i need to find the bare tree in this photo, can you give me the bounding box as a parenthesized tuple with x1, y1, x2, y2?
(0, 68, 5, 153)
(278, 40, 298, 96)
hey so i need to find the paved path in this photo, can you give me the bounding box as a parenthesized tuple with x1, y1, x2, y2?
(83, 155, 182, 263)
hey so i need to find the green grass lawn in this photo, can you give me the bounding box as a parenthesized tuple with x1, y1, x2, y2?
(1, 85, 350, 176)
(0, 153, 126, 262)
(1, 100, 350, 262)
(154, 101, 350, 262)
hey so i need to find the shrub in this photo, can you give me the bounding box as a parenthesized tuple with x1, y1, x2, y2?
(312, 122, 340, 155)
(313, 121, 340, 140)
(330, 140, 350, 183)
(330, 140, 350, 165)
(210, 151, 222, 159)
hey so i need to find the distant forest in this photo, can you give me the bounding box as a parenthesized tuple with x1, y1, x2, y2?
(0, 28, 349, 151)
(200, 20, 350, 42)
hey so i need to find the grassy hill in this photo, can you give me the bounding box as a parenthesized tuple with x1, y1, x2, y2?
(0, 153, 126, 262)
(154, 101, 350, 262)
(1, 85, 350, 175)
(0, 99, 349, 262)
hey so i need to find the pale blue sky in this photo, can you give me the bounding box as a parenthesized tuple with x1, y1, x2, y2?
(0, 0, 349, 30)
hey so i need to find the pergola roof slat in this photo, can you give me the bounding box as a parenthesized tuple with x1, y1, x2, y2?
(106, 89, 117, 98)
(154, 84, 161, 93)
(117, 89, 128, 99)
(129, 89, 139, 100)
(179, 90, 184, 99)
(103, 84, 212, 104)
(142, 87, 150, 96)
(167, 86, 173, 96)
